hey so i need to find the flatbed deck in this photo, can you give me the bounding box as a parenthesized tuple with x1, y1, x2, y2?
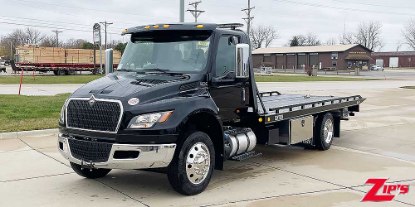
(257, 91, 364, 123)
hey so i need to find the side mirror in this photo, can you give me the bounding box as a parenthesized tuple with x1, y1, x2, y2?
(105, 48, 114, 74)
(235, 43, 250, 79)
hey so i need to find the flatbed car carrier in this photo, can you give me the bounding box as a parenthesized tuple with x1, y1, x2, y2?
(57, 23, 365, 195)
(12, 62, 118, 75)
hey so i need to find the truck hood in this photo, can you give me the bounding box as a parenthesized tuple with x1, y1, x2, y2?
(71, 72, 201, 104)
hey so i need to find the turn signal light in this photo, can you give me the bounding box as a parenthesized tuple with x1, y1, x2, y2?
(196, 24, 204, 28)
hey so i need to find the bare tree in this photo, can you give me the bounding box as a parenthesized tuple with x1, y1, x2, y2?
(39, 35, 57, 47)
(304, 33, 321, 46)
(64, 39, 88, 49)
(355, 21, 383, 51)
(403, 19, 415, 50)
(326, 37, 337, 45)
(289, 33, 321, 46)
(250, 25, 278, 49)
(25, 28, 44, 44)
(338, 32, 356, 45)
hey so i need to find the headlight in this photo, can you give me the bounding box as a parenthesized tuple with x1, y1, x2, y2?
(128, 111, 173, 129)
(59, 99, 69, 124)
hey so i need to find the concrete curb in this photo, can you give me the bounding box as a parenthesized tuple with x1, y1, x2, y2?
(0, 128, 58, 140)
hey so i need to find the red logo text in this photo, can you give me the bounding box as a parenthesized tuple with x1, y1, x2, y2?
(362, 178, 409, 202)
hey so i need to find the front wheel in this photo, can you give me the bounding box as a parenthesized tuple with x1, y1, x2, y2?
(167, 131, 215, 195)
(70, 162, 111, 179)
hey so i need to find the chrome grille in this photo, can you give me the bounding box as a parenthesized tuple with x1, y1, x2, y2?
(66, 99, 122, 132)
(68, 139, 112, 162)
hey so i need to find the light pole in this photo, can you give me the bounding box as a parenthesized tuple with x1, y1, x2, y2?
(180, 0, 185, 22)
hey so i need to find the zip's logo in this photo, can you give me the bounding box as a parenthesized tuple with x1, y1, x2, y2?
(362, 178, 410, 202)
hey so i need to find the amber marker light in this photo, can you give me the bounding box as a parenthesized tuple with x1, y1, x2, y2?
(159, 111, 173, 123)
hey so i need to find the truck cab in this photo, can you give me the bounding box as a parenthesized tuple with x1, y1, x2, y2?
(58, 23, 364, 195)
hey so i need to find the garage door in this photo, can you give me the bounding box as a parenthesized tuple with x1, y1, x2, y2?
(376, 59, 384, 67)
(276, 55, 284, 69)
(389, 57, 399, 68)
(309, 54, 319, 67)
(287, 55, 296, 69)
(297, 54, 306, 68)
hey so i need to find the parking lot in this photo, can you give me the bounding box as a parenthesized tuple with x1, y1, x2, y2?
(1, 74, 415, 206)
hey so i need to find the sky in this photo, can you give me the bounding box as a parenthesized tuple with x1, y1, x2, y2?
(0, 0, 414, 51)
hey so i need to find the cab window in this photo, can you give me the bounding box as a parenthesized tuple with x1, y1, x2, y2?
(215, 35, 239, 79)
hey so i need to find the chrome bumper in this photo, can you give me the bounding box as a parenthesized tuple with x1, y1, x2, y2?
(58, 134, 176, 170)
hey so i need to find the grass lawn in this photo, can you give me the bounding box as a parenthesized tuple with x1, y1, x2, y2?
(0, 74, 367, 84)
(0, 75, 103, 84)
(255, 75, 367, 82)
(0, 93, 70, 132)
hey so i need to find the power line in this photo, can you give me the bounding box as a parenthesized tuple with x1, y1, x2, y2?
(9, 0, 165, 22)
(0, 20, 120, 35)
(274, 0, 415, 17)
(187, 1, 205, 22)
(242, 0, 255, 35)
(0, 16, 123, 35)
(330, 0, 415, 10)
(51, 30, 63, 47)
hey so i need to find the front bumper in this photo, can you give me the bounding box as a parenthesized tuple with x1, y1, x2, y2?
(58, 134, 176, 170)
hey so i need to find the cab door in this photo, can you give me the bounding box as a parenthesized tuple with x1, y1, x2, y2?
(209, 34, 248, 122)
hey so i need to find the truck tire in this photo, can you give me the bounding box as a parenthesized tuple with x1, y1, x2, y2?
(314, 113, 334, 151)
(167, 131, 215, 195)
(70, 162, 111, 179)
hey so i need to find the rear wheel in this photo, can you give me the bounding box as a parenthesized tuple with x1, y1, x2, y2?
(167, 131, 215, 195)
(70, 162, 111, 179)
(314, 113, 334, 151)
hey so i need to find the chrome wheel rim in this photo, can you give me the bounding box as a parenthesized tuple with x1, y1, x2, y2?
(185, 142, 210, 185)
(324, 119, 334, 143)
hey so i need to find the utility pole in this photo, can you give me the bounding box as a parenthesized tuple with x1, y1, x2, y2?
(51, 30, 63, 47)
(100, 21, 113, 49)
(10, 41, 13, 60)
(187, 1, 204, 22)
(242, 0, 254, 35)
(180, 0, 185, 22)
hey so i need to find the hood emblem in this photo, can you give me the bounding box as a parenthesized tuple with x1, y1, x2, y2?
(128, 98, 140, 106)
(88, 95, 96, 106)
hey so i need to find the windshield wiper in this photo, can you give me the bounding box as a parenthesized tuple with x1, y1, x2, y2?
(143, 68, 171, 73)
(117, 69, 145, 74)
(117, 69, 135, 72)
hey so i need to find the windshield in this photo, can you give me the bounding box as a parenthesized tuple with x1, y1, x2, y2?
(117, 30, 212, 73)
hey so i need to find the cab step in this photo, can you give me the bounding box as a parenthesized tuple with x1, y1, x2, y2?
(230, 151, 262, 161)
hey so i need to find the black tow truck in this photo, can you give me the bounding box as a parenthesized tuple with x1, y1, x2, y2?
(58, 23, 365, 195)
